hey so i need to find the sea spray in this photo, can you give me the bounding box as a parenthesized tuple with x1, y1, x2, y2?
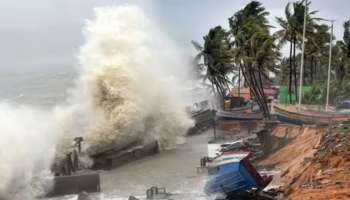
(0, 103, 55, 199)
(0, 4, 195, 199)
(75, 5, 194, 154)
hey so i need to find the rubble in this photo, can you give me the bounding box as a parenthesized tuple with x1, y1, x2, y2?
(219, 135, 265, 161)
(186, 100, 215, 135)
(187, 109, 215, 135)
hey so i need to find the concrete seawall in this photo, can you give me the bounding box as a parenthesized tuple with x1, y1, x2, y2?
(46, 173, 100, 197)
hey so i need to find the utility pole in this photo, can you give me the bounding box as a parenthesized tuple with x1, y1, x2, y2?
(326, 20, 335, 111)
(238, 65, 241, 97)
(298, 0, 308, 110)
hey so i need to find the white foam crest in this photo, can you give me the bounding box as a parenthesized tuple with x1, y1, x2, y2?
(0, 103, 56, 199)
(74, 5, 194, 154)
(0, 5, 195, 198)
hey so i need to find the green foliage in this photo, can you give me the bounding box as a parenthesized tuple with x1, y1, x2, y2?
(274, 0, 319, 102)
(203, 26, 233, 78)
(228, 1, 279, 118)
(192, 1, 280, 117)
(192, 26, 233, 98)
(303, 82, 326, 104)
(279, 85, 311, 104)
(343, 20, 350, 57)
(192, 0, 350, 111)
(304, 75, 350, 105)
(303, 19, 350, 105)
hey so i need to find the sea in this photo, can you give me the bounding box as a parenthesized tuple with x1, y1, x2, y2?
(0, 4, 213, 199)
(0, 66, 212, 200)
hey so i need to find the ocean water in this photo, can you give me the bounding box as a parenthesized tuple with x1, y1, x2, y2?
(0, 5, 211, 200)
(0, 67, 77, 108)
(51, 132, 211, 200)
(0, 66, 211, 199)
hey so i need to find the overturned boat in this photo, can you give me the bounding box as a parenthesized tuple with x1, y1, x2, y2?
(205, 152, 272, 198)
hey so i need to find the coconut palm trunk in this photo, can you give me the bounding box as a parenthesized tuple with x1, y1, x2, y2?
(257, 66, 270, 118)
(242, 68, 270, 118)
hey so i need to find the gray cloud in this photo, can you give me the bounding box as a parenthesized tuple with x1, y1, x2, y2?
(0, 0, 348, 71)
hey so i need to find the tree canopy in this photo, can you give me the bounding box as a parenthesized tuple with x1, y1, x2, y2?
(192, 0, 350, 115)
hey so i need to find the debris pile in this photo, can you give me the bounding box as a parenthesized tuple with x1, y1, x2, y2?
(186, 100, 214, 135)
(220, 135, 264, 161)
(187, 109, 215, 135)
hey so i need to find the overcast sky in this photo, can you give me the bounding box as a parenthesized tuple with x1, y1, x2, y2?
(0, 0, 348, 72)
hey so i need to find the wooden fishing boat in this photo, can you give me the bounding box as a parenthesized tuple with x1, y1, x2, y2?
(216, 110, 263, 121)
(227, 104, 251, 112)
(274, 104, 350, 125)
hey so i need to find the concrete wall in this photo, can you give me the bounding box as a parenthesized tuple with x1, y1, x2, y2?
(46, 173, 100, 197)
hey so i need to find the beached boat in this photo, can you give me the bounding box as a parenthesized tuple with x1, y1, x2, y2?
(204, 152, 272, 197)
(227, 104, 251, 112)
(274, 104, 350, 125)
(216, 110, 263, 121)
(336, 100, 350, 114)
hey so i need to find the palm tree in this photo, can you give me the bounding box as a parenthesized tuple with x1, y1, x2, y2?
(303, 19, 350, 105)
(333, 20, 350, 82)
(229, 1, 280, 118)
(275, 0, 318, 103)
(333, 41, 346, 82)
(343, 20, 350, 57)
(229, 1, 270, 99)
(305, 24, 330, 84)
(275, 4, 294, 102)
(192, 26, 233, 103)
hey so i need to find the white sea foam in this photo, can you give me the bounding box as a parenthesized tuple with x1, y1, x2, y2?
(0, 103, 55, 199)
(74, 5, 194, 154)
(0, 5, 194, 199)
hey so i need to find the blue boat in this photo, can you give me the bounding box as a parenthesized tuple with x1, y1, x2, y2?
(205, 152, 272, 197)
(275, 113, 304, 125)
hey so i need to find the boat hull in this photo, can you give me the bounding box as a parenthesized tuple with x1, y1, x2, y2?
(205, 162, 257, 195)
(205, 153, 271, 196)
(216, 110, 263, 121)
(275, 113, 305, 125)
(274, 105, 350, 125)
